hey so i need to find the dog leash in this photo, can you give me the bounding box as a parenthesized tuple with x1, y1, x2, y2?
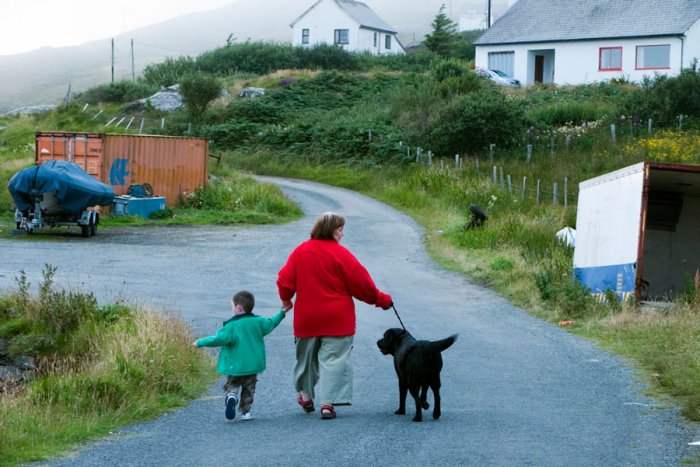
(391, 303, 407, 331)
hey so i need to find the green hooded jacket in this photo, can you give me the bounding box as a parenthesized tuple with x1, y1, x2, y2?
(196, 310, 285, 377)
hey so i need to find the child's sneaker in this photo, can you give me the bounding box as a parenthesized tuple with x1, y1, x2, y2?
(225, 394, 238, 420)
(240, 411, 253, 421)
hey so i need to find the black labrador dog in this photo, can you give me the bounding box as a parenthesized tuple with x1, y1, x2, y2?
(377, 328, 457, 422)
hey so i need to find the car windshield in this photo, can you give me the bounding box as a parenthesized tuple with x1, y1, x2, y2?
(491, 69, 508, 77)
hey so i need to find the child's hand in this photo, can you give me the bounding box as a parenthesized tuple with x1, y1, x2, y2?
(192, 340, 198, 348)
(281, 299, 293, 312)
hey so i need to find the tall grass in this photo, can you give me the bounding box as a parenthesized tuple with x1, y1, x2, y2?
(580, 303, 700, 421)
(0, 267, 216, 465)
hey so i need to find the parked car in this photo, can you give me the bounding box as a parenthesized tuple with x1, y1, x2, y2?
(474, 67, 521, 88)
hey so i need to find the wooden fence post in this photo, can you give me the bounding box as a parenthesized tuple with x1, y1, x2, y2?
(489, 143, 495, 163)
(507, 175, 512, 194)
(553, 182, 558, 205)
(499, 167, 504, 187)
(527, 144, 532, 162)
(492, 166, 497, 184)
(564, 177, 568, 208)
(648, 119, 653, 135)
(522, 176, 527, 198)
(610, 124, 616, 143)
(536, 179, 541, 204)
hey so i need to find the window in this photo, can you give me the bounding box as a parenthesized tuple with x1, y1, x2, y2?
(487, 51, 515, 77)
(334, 29, 349, 45)
(385, 35, 391, 49)
(302, 29, 309, 45)
(373, 32, 377, 47)
(599, 47, 622, 71)
(636, 44, 670, 69)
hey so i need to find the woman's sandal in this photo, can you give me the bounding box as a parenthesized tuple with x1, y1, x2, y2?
(320, 404, 336, 420)
(297, 393, 315, 413)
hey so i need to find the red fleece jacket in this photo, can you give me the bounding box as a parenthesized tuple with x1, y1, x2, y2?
(277, 238, 392, 338)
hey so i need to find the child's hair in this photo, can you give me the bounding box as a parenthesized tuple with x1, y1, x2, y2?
(310, 212, 345, 240)
(232, 290, 255, 313)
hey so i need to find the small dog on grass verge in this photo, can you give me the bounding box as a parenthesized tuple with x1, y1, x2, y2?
(377, 328, 457, 422)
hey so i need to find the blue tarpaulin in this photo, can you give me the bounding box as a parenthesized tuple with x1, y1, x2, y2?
(8, 161, 115, 215)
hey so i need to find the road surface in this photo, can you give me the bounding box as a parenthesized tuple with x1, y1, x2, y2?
(1, 177, 698, 466)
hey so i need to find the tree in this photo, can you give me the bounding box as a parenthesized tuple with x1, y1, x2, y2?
(179, 73, 221, 122)
(424, 5, 461, 58)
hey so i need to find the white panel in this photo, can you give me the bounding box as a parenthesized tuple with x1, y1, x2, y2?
(573, 164, 645, 268)
(488, 52, 515, 76)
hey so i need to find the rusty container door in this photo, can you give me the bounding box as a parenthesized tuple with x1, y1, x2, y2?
(102, 134, 208, 206)
(35, 132, 105, 178)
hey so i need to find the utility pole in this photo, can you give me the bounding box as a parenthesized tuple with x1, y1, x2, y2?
(131, 39, 135, 81)
(111, 38, 115, 84)
(487, 0, 492, 28)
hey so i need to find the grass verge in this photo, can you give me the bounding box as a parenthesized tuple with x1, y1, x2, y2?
(0, 267, 217, 465)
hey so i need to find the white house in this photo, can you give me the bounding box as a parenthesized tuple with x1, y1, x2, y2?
(473, 0, 700, 87)
(290, 0, 405, 55)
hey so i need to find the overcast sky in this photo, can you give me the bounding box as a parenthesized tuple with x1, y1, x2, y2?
(0, 0, 235, 56)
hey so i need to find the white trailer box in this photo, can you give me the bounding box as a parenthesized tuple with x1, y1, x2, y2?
(574, 162, 700, 301)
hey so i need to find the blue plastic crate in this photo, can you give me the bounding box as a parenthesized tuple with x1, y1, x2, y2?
(112, 196, 166, 218)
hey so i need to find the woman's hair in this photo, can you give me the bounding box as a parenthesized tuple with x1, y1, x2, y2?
(310, 212, 345, 240)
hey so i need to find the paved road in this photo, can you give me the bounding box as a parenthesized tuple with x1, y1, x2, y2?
(1, 177, 698, 466)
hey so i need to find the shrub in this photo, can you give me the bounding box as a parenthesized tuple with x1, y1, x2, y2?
(75, 80, 159, 104)
(179, 73, 222, 122)
(622, 62, 700, 122)
(427, 88, 528, 155)
(141, 56, 197, 87)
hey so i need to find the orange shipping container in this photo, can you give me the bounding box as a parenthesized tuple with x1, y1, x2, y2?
(35, 132, 208, 207)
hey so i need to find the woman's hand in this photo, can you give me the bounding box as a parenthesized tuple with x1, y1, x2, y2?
(282, 299, 293, 312)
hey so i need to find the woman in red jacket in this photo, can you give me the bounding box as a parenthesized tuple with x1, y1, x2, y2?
(277, 211, 392, 419)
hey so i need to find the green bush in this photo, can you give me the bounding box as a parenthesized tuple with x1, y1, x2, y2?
(299, 43, 360, 70)
(179, 73, 221, 122)
(622, 63, 700, 122)
(141, 56, 197, 87)
(427, 88, 528, 155)
(75, 80, 159, 104)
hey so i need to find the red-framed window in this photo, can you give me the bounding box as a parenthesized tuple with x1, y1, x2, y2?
(599, 47, 622, 71)
(636, 44, 671, 70)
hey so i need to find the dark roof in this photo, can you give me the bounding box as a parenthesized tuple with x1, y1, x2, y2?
(291, 0, 397, 34)
(475, 0, 700, 45)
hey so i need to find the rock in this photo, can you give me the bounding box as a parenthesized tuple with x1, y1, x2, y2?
(0, 339, 8, 357)
(137, 85, 185, 112)
(239, 87, 265, 99)
(0, 365, 23, 384)
(1, 104, 57, 117)
(14, 356, 36, 371)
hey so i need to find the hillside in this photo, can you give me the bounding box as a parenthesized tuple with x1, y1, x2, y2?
(0, 0, 474, 114)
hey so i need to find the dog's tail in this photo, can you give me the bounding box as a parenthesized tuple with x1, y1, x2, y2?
(430, 334, 458, 353)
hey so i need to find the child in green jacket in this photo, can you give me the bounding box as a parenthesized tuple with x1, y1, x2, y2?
(193, 290, 286, 421)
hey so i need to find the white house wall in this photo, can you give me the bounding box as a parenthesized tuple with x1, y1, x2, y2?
(684, 21, 700, 68)
(291, 0, 403, 55)
(476, 35, 689, 86)
(292, 0, 357, 49)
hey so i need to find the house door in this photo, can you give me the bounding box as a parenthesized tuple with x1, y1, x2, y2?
(534, 55, 544, 83)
